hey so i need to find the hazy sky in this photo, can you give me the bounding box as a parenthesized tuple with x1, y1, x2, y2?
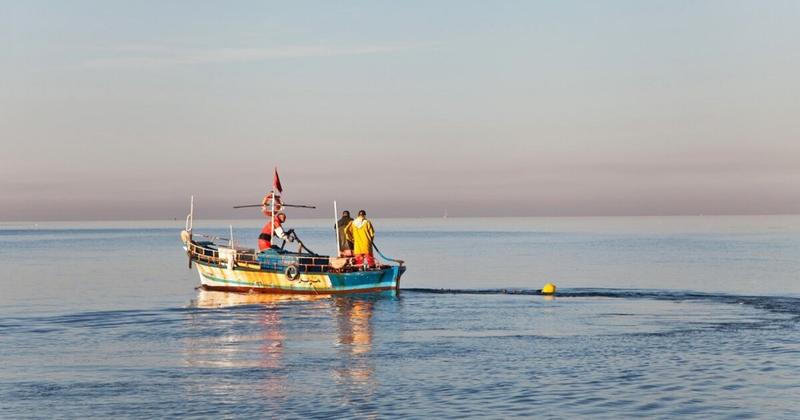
(2, 1, 799, 220)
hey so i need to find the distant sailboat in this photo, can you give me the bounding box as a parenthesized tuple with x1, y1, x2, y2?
(443, 208, 448, 219)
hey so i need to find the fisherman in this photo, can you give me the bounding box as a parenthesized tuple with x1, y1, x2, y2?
(336, 210, 354, 257)
(346, 210, 376, 267)
(258, 210, 292, 251)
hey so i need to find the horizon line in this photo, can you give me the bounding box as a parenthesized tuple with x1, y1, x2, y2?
(3, 213, 800, 225)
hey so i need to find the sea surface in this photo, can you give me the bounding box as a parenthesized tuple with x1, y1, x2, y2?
(1, 216, 799, 418)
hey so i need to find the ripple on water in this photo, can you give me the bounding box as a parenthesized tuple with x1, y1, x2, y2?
(1, 290, 799, 418)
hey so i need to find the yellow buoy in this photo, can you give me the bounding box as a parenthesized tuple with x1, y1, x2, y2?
(541, 283, 557, 295)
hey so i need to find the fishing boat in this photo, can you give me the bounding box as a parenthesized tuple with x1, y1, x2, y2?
(179, 194, 406, 295)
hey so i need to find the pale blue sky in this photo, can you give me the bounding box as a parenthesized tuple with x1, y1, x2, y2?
(1, 1, 798, 220)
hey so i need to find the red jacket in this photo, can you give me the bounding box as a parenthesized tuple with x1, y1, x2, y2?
(261, 215, 282, 236)
(258, 215, 286, 250)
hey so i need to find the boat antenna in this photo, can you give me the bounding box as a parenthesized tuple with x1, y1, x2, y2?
(229, 224, 234, 248)
(334, 200, 341, 256)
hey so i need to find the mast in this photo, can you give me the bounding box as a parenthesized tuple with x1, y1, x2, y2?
(269, 188, 275, 247)
(269, 166, 283, 248)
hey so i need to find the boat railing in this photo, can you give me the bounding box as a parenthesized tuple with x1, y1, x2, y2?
(187, 239, 387, 273)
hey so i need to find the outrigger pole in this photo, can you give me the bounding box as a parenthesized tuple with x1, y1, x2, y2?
(232, 203, 316, 209)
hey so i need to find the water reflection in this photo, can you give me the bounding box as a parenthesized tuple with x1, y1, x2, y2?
(184, 290, 384, 408)
(183, 291, 305, 403)
(335, 298, 375, 354)
(330, 297, 378, 416)
(190, 290, 328, 308)
(184, 290, 320, 370)
(333, 297, 375, 378)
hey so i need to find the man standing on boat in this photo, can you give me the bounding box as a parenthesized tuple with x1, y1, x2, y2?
(259, 191, 292, 251)
(258, 210, 292, 251)
(337, 210, 354, 257)
(346, 210, 376, 267)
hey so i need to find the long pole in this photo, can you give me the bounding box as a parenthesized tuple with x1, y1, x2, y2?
(269, 189, 275, 247)
(233, 203, 315, 209)
(334, 200, 340, 257)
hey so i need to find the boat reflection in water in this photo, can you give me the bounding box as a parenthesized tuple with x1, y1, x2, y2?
(184, 290, 390, 408)
(333, 297, 376, 393)
(190, 289, 331, 308)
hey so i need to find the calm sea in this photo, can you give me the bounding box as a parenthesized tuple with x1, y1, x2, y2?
(1, 216, 799, 418)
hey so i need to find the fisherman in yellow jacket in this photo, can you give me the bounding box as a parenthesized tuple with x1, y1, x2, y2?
(346, 210, 376, 268)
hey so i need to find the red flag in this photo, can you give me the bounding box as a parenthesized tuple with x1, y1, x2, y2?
(273, 167, 283, 193)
